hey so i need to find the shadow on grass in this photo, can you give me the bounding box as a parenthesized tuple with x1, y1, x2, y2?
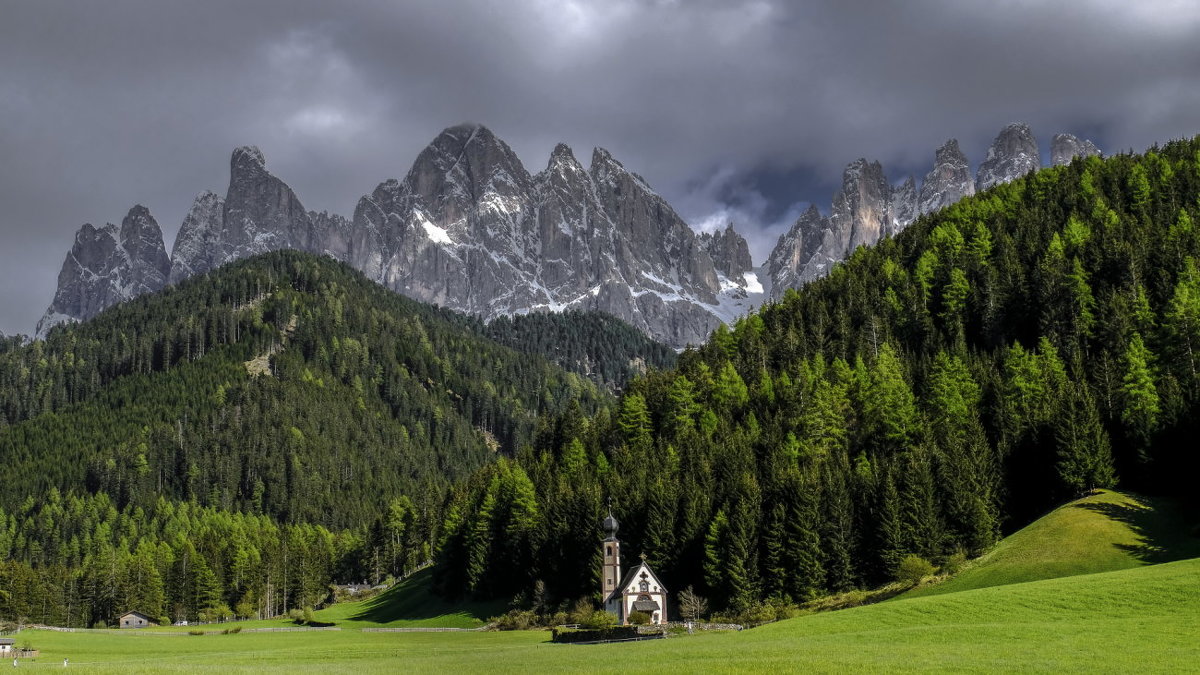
(805, 582, 915, 612)
(348, 568, 505, 624)
(1072, 494, 1200, 564)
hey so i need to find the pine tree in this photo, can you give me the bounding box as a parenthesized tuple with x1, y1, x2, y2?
(819, 462, 855, 592)
(783, 473, 825, 601)
(864, 344, 921, 453)
(1164, 259, 1200, 381)
(797, 377, 850, 463)
(1055, 383, 1117, 495)
(1120, 332, 1160, 445)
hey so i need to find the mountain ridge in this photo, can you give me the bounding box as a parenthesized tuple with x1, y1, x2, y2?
(38, 122, 1102, 342)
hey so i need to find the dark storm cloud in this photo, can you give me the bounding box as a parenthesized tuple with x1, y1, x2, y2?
(2, 0, 1199, 334)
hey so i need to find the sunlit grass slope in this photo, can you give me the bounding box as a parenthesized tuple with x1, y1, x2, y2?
(312, 567, 507, 628)
(907, 489, 1200, 599)
(145, 568, 506, 632)
(22, 557, 1200, 672)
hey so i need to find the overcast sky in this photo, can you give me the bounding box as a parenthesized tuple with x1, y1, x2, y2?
(3, 0, 1200, 335)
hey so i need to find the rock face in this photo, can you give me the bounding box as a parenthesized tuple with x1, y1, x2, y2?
(170, 146, 319, 282)
(767, 160, 917, 299)
(976, 123, 1041, 191)
(699, 223, 754, 281)
(918, 139, 975, 215)
(40, 120, 1105, 346)
(168, 191, 224, 284)
(49, 123, 754, 348)
(37, 205, 170, 336)
(835, 159, 893, 254)
(767, 123, 1101, 299)
(766, 204, 832, 291)
(890, 177, 918, 232)
(1051, 133, 1101, 166)
(343, 125, 758, 346)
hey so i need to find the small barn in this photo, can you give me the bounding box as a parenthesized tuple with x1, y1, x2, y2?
(118, 611, 156, 629)
(0, 638, 13, 653)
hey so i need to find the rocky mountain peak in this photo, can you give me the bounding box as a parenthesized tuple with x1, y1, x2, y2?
(118, 205, 172, 288)
(405, 123, 531, 214)
(699, 223, 754, 281)
(1050, 133, 1101, 166)
(168, 191, 225, 284)
(835, 158, 892, 253)
(918, 138, 975, 215)
(767, 203, 832, 297)
(37, 206, 170, 337)
(340, 127, 743, 347)
(542, 143, 587, 181)
(231, 145, 267, 175)
(550, 142, 577, 164)
(976, 122, 1040, 191)
(221, 144, 314, 258)
(589, 147, 622, 177)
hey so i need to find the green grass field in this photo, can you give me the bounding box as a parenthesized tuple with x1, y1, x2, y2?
(11, 489, 1200, 672)
(906, 489, 1200, 599)
(14, 558, 1200, 672)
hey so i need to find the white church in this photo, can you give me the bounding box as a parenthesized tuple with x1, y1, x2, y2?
(601, 511, 669, 625)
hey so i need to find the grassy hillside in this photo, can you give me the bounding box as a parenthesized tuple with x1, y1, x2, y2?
(907, 489, 1200, 598)
(183, 568, 506, 631)
(18, 556, 1200, 672)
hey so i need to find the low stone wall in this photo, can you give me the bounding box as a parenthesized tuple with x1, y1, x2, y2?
(666, 621, 744, 631)
(552, 626, 665, 643)
(362, 627, 485, 633)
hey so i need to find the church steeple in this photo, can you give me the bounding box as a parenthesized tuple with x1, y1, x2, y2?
(601, 511, 621, 602)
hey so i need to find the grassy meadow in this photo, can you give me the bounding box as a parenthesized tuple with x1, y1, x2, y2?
(905, 489, 1200, 599)
(7, 556, 1197, 673)
(9, 490, 1199, 673)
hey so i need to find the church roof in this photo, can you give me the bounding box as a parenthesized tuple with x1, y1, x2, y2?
(616, 560, 666, 595)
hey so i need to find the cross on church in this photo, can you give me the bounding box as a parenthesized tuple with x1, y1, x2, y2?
(640, 552, 647, 563)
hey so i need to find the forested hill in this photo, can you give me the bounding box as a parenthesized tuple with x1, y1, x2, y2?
(0, 250, 620, 528)
(3, 250, 688, 626)
(435, 137, 1200, 613)
(486, 310, 677, 391)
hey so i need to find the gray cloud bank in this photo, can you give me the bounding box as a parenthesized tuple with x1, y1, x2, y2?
(2, 0, 1199, 334)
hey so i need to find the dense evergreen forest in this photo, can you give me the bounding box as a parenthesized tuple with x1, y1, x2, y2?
(0, 252, 616, 526)
(485, 310, 677, 391)
(5, 136, 1200, 627)
(434, 137, 1200, 615)
(0, 252, 673, 625)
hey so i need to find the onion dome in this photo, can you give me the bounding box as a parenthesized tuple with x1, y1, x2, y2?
(602, 512, 619, 536)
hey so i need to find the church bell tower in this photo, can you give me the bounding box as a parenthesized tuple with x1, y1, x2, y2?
(601, 511, 621, 606)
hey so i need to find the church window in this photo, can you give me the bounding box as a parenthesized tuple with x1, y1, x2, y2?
(640, 580, 649, 592)
(606, 545, 612, 556)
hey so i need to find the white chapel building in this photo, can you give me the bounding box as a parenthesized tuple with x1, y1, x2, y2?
(601, 511, 669, 625)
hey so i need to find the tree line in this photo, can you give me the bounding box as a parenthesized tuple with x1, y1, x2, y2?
(0, 489, 443, 626)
